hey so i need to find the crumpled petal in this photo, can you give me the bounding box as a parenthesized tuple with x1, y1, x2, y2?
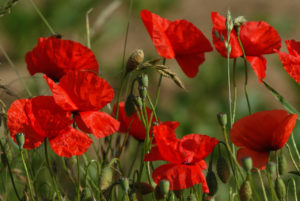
(26, 37, 99, 81)
(230, 110, 297, 152)
(140, 9, 174, 59)
(246, 55, 267, 82)
(152, 163, 209, 192)
(237, 148, 269, 170)
(76, 111, 119, 138)
(286, 40, 300, 56)
(240, 21, 281, 56)
(211, 12, 242, 58)
(144, 146, 165, 161)
(175, 53, 205, 78)
(46, 71, 114, 111)
(7, 99, 44, 149)
(49, 127, 92, 157)
(180, 134, 218, 164)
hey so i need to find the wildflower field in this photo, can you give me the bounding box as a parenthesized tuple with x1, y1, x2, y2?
(0, 0, 300, 201)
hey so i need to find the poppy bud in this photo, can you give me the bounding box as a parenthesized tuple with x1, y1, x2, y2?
(134, 97, 143, 109)
(120, 177, 129, 193)
(159, 179, 170, 197)
(133, 182, 154, 195)
(225, 10, 234, 33)
(234, 16, 246, 27)
(275, 176, 286, 201)
(137, 74, 148, 88)
(125, 94, 136, 116)
(278, 153, 287, 175)
(99, 166, 113, 190)
(216, 156, 231, 183)
(241, 157, 252, 172)
(206, 171, 218, 196)
(239, 180, 252, 201)
(126, 49, 144, 73)
(15, 133, 25, 149)
(138, 86, 147, 100)
(217, 112, 227, 128)
(267, 161, 276, 176)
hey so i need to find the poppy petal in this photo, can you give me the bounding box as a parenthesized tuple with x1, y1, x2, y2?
(49, 127, 92, 157)
(76, 111, 119, 138)
(278, 52, 300, 84)
(140, 9, 174, 59)
(285, 40, 300, 56)
(175, 53, 205, 78)
(180, 134, 218, 164)
(240, 21, 281, 56)
(211, 12, 242, 58)
(152, 163, 209, 192)
(237, 148, 269, 170)
(230, 110, 296, 152)
(7, 99, 44, 149)
(44, 74, 78, 111)
(144, 146, 165, 161)
(26, 37, 99, 81)
(246, 55, 267, 82)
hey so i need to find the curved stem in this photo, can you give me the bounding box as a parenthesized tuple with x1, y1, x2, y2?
(256, 169, 268, 201)
(28, 0, 56, 35)
(286, 144, 300, 173)
(264, 170, 278, 201)
(44, 139, 61, 201)
(0, 140, 21, 201)
(290, 132, 300, 162)
(20, 149, 36, 201)
(76, 156, 81, 201)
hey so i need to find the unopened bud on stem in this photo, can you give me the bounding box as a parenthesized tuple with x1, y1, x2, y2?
(126, 49, 144, 73)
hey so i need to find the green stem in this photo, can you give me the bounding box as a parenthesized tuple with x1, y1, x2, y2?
(236, 34, 252, 114)
(146, 92, 158, 121)
(76, 156, 81, 201)
(232, 58, 237, 125)
(227, 43, 233, 127)
(286, 144, 300, 173)
(28, 0, 56, 35)
(290, 132, 300, 162)
(264, 170, 278, 201)
(0, 140, 21, 201)
(20, 149, 36, 201)
(0, 45, 32, 97)
(248, 172, 261, 201)
(61, 157, 76, 188)
(44, 139, 61, 201)
(256, 169, 268, 201)
(86, 8, 93, 49)
(128, 142, 141, 177)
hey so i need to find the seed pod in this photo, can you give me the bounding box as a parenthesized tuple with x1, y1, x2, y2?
(138, 86, 147, 100)
(239, 180, 252, 201)
(206, 171, 218, 196)
(267, 161, 276, 176)
(234, 16, 246, 26)
(217, 112, 227, 128)
(126, 49, 144, 73)
(99, 166, 113, 190)
(159, 180, 170, 197)
(124, 94, 136, 116)
(120, 177, 129, 193)
(134, 97, 143, 109)
(278, 153, 287, 175)
(216, 156, 230, 183)
(15, 133, 25, 149)
(275, 177, 286, 201)
(241, 157, 253, 172)
(137, 74, 148, 88)
(133, 182, 154, 195)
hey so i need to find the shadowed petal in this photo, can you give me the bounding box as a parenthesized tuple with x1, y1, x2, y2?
(237, 148, 269, 170)
(246, 55, 266, 82)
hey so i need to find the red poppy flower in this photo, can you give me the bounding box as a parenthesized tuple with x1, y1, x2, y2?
(112, 102, 156, 141)
(277, 40, 300, 84)
(44, 71, 120, 138)
(230, 110, 297, 170)
(144, 122, 218, 192)
(141, 9, 213, 78)
(7, 96, 92, 157)
(26, 37, 99, 81)
(211, 12, 281, 82)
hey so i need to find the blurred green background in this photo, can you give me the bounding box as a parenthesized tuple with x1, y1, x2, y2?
(1, 0, 300, 200)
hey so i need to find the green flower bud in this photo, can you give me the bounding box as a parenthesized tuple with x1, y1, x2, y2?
(15, 133, 25, 149)
(134, 97, 143, 109)
(125, 94, 136, 116)
(275, 177, 286, 201)
(137, 74, 148, 88)
(241, 157, 253, 172)
(206, 171, 218, 196)
(278, 153, 287, 175)
(126, 49, 144, 73)
(216, 156, 231, 183)
(267, 161, 276, 175)
(217, 112, 227, 128)
(138, 86, 147, 100)
(239, 180, 252, 201)
(99, 166, 113, 190)
(234, 16, 246, 27)
(159, 180, 170, 197)
(120, 177, 129, 193)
